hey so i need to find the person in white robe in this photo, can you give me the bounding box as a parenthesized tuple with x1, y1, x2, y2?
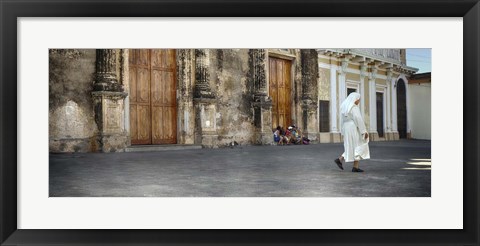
(334, 92, 370, 172)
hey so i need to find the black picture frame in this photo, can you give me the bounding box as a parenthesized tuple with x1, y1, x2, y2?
(1, 0, 478, 245)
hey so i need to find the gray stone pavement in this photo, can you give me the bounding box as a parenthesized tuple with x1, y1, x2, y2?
(49, 140, 431, 197)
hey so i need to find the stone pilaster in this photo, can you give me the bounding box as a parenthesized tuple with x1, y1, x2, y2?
(329, 65, 338, 134)
(177, 49, 195, 145)
(391, 75, 399, 140)
(92, 49, 127, 152)
(385, 68, 393, 139)
(368, 65, 378, 139)
(250, 49, 273, 145)
(300, 49, 319, 141)
(193, 49, 217, 147)
(338, 58, 349, 105)
(359, 63, 367, 116)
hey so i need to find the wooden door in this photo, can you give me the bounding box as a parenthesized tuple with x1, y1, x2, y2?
(376, 92, 384, 138)
(397, 80, 407, 138)
(129, 49, 177, 145)
(269, 57, 292, 129)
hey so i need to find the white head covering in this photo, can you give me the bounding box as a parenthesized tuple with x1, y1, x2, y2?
(340, 92, 361, 116)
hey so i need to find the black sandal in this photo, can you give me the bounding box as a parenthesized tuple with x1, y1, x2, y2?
(352, 167, 364, 172)
(334, 158, 344, 170)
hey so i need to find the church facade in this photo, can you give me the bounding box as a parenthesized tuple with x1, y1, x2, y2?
(49, 49, 417, 152)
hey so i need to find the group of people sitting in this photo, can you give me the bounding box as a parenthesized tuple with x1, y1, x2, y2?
(273, 125, 310, 145)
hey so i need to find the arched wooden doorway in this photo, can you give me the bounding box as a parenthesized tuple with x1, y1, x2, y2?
(396, 79, 407, 138)
(129, 49, 177, 145)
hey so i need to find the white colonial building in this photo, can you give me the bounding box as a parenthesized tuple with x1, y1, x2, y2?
(316, 49, 418, 143)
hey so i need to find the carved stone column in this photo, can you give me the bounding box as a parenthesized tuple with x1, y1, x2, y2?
(92, 49, 127, 152)
(93, 49, 123, 92)
(194, 49, 215, 99)
(193, 49, 217, 147)
(250, 49, 273, 145)
(252, 49, 268, 98)
(368, 65, 378, 139)
(300, 49, 319, 142)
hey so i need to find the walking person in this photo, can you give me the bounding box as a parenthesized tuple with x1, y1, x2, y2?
(334, 92, 370, 172)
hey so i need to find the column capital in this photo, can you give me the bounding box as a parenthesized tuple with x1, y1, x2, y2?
(339, 59, 349, 74)
(369, 66, 378, 80)
(386, 68, 394, 82)
(359, 62, 368, 78)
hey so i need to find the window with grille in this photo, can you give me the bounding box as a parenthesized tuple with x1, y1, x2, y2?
(319, 100, 330, 132)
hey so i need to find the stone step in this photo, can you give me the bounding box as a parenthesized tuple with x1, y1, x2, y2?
(125, 144, 202, 153)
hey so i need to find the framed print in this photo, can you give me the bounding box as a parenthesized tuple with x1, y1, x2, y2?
(1, 0, 479, 245)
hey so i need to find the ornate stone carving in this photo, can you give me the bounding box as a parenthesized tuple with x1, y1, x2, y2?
(94, 49, 123, 92)
(91, 91, 128, 152)
(248, 49, 272, 143)
(194, 49, 215, 99)
(92, 91, 127, 133)
(249, 49, 268, 102)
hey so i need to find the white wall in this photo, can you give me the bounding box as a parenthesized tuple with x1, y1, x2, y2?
(408, 83, 431, 140)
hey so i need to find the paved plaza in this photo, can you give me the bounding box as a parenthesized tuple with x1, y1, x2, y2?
(49, 140, 431, 197)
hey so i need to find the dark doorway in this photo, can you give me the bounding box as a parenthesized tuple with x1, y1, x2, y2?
(397, 79, 407, 138)
(376, 92, 384, 138)
(347, 88, 356, 96)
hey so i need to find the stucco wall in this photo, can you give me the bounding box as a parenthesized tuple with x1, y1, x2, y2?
(318, 67, 330, 101)
(49, 49, 98, 152)
(408, 83, 431, 140)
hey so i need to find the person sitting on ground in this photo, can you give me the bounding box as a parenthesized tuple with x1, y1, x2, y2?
(274, 126, 288, 145)
(290, 125, 303, 144)
(281, 126, 290, 145)
(295, 126, 311, 145)
(285, 126, 294, 145)
(286, 125, 300, 145)
(273, 126, 282, 145)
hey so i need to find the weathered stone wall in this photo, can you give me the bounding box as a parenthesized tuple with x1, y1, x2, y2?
(49, 49, 98, 152)
(292, 49, 303, 128)
(209, 49, 255, 147)
(49, 48, 327, 151)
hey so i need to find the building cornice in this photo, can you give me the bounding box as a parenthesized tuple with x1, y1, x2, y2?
(317, 48, 418, 76)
